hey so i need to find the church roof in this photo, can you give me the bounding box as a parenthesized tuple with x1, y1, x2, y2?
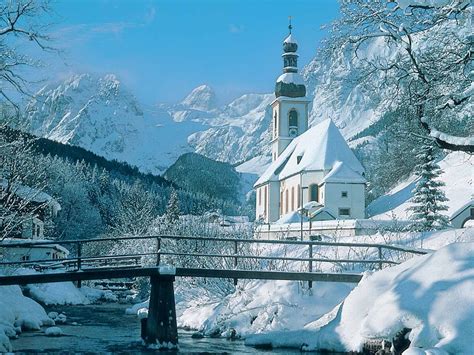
(322, 161, 367, 184)
(283, 34, 298, 45)
(254, 119, 365, 187)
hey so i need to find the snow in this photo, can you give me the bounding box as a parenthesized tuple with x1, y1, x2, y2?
(246, 241, 474, 354)
(180, 84, 217, 111)
(45, 326, 63, 336)
(0, 179, 61, 213)
(255, 119, 365, 186)
(283, 34, 298, 45)
(159, 265, 176, 275)
(367, 152, 473, 220)
(26, 282, 118, 305)
(235, 155, 271, 176)
(397, 0, 452, 9)
(321, 161, 366, 184)
(274, 211, 309, 224)
(0, 283, 54, 352)
(276, 72, 305, 85)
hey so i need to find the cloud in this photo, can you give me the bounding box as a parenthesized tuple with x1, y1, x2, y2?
(90, 22, 135, 35)
(229, 24, 245, 34)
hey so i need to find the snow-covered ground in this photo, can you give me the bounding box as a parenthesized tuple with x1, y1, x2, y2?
(367, 152, 473, 220)
(127, 228, 472, 353)
(246, 240, 474, 354)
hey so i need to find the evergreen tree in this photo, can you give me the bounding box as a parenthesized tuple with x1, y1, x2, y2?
(409, 143, 449, 231)
(165, 188, 180, 224)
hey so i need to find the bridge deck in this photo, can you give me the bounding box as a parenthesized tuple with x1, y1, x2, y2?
(0, 266, 362, 286)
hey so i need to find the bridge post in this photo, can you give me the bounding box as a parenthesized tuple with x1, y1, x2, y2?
(308, 243, 313, 289)
(76, 242, 82, 289)
(378, 246, 383, 270)
(156, 237, 161, 266)
(144, 271, 178, 348)
(233, 240, 238, 286)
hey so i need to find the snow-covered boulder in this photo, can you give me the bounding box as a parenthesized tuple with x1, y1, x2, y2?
(0, 284, 53, 352)
(45, 326, 64, 336)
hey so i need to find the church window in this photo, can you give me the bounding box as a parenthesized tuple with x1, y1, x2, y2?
(288, 109, 298, 137)
(297, 184, 300, 208)
(285, 190, 289, 214)
(258, 188, 262, 206)
(289, 109, 298, 128)
(291, 187, 295, 211)
(264, 186, 268, 212)
(309, 184, 319, 202)
(339, 208, 351, 217)
(341, 191, 348, 198)
(280, 191, 283, 215)
(273, 111, 278, 135)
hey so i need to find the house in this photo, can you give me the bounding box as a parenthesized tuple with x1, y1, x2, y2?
(0, 238, 69, 263)
(0, 179, 61, 239)
(254, 25, 366, 224)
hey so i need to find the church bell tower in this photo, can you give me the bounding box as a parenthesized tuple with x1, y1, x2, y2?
(271, 19, 310, 161)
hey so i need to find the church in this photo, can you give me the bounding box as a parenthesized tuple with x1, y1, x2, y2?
(254, 25, 366, 224)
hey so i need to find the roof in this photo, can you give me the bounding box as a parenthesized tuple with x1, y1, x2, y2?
(276, 72, 305, 85)
(0, 179, 61, 212)
(255, 119, 365, 187)
(322, 161, 367, 184)
(283, 34, 298, 45)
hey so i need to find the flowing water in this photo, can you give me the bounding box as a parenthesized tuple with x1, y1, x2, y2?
(11, 304, 302, 354)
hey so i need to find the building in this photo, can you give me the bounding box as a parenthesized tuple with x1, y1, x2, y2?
(0, 179, 61, 239)
(0, 239, 69, 263)
(254, 24, 366, 224)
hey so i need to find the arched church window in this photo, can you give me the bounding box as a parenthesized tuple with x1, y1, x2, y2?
(285, 190, 289, 214)
(291, 187, 295, 211)
(309, 184, 319, 202)
(289, 109, 298, 127)
(273, 111, 277, 135)
(297, 184, 300, 208)
(288, 109, 298, 137)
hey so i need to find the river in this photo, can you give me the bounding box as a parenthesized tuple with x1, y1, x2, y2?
(11, 304, 302, 354)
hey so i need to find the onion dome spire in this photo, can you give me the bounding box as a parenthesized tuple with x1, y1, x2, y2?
(275, 18, 306, 98)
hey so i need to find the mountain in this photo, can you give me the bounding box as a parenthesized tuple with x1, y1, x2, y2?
(25, 74, 203, 174)
(21, 38, 417, 178)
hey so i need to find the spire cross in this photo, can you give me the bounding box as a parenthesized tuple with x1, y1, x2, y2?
(288, 16, 292, 34)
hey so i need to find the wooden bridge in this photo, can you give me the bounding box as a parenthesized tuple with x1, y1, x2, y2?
(0, 235, 427, 348)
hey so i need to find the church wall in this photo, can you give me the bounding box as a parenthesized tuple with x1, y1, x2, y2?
(256, 182, 281, 223)
(278, 101, 308, 137)
(323, 182, 365, 219)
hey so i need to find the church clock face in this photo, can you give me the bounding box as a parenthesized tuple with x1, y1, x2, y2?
(289, 127, 298, 137)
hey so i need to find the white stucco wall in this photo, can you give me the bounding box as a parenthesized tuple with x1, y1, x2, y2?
(323, 182, 366, 219)
(271, 99, 309, 160)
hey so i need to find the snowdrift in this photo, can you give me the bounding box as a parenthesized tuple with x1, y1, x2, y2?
(246, 242, 474, 354)
(0, 284, 53, 352)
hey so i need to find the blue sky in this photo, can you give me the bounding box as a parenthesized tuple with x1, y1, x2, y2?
(47, 0, 339, 105)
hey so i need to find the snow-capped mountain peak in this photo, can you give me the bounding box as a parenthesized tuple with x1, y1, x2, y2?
(180, 84, 217, 111)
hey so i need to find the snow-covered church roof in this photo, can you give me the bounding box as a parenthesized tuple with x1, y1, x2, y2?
(254, 119, 365, 186)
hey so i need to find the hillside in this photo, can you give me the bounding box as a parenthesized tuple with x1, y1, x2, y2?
(367, 152, 473, 220)
(164, 153, 241, 204)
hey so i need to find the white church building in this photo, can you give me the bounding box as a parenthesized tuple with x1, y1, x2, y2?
(254, 25, 366, 224)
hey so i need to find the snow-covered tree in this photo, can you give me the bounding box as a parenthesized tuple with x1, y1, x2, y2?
(0, 0, 53, 109)
(409, 143, 449, 231)
(110, 181, 157, 236)
(325, 0, 473, 152)
(165, 188, 180, 225)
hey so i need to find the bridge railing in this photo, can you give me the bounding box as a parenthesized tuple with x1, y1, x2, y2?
(0, 235, 429, 284)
